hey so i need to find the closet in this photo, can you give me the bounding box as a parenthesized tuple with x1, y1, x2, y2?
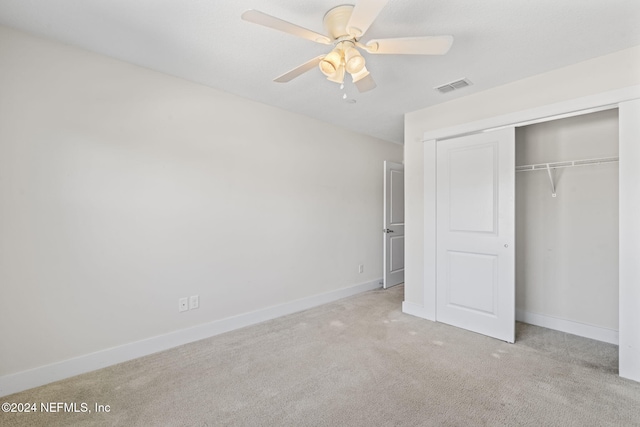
(514, 109, 619, 344)
(423, 95, 640, 381)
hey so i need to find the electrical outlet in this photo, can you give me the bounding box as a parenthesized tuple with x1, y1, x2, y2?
(358, 264, 364, 274)
(179, 297, 188, 312)
(189, 295, 199, 310)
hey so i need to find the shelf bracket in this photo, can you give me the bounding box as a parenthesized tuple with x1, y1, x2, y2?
(546, 164, 557, 197)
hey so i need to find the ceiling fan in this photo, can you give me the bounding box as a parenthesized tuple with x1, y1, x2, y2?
(241, 0, 453, 93)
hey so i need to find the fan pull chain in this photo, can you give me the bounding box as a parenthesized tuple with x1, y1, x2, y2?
(339, 82, 347, 100)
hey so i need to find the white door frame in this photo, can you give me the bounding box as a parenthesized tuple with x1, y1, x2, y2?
(421, 85, 640, 382)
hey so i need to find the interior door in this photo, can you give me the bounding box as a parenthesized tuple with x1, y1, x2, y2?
(436, 128, 515, 342)
(383, 161, 404, 288)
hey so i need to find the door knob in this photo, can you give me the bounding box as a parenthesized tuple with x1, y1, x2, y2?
(384, 228, 394, 233)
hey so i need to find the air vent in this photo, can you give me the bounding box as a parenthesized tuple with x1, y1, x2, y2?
(434, 78, 472, 94)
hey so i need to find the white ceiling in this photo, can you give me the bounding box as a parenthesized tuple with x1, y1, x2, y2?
(1, 0, 639, 144)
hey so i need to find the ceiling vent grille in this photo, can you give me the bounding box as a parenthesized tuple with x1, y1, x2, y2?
(434, 78, 472, 94)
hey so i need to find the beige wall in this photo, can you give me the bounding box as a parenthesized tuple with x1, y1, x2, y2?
(0, 26, 402, 377)
(515, 110, 619, 329)
(404, 45, 640, 311)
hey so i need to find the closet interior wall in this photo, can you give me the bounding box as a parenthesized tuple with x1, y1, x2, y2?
(515, 109, 619, 337)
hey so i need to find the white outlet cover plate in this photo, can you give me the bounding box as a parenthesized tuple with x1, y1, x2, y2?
(189, 295, 199, 310)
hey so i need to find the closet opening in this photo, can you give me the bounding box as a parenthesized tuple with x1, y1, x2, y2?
(514, 108, 619, 371)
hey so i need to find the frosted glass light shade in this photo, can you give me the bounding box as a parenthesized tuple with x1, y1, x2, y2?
(326, 64, 345, 84)
(319, 50, 342, 76)
(345, 47, 365, 74)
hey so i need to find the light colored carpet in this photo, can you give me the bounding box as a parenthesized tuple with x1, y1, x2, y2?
(2, 286, 639, 426)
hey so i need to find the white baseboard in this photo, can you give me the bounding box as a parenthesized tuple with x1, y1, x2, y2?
(516, 309, 619, 345)
(0, 279, 382, 397)
(402, 301, 435, 321)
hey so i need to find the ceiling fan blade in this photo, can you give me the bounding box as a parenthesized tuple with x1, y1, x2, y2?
(274, 56, 324, 83)
(355, 74, 376, 92)
(242, 10, 331, 45)
(346, 0, 389, 38)
(351, 66, 377, 92)
(364, 36, 454, 55)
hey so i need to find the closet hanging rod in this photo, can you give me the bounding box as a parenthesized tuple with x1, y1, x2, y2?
(515, 156, 619, 172)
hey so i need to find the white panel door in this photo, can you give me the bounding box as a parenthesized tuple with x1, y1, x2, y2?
(383, 161, 404, 288)
(436, 128, 515, 342)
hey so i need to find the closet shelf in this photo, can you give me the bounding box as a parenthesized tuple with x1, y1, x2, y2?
(515, 156, 619, 172)
(515, 156, 618, 198)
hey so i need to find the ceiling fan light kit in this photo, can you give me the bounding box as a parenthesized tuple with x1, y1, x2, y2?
(319, 40, 366, 84)
(241, 1, 454, 93)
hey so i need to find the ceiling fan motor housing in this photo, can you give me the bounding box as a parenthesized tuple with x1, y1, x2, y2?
(323, 5, 357, 40)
